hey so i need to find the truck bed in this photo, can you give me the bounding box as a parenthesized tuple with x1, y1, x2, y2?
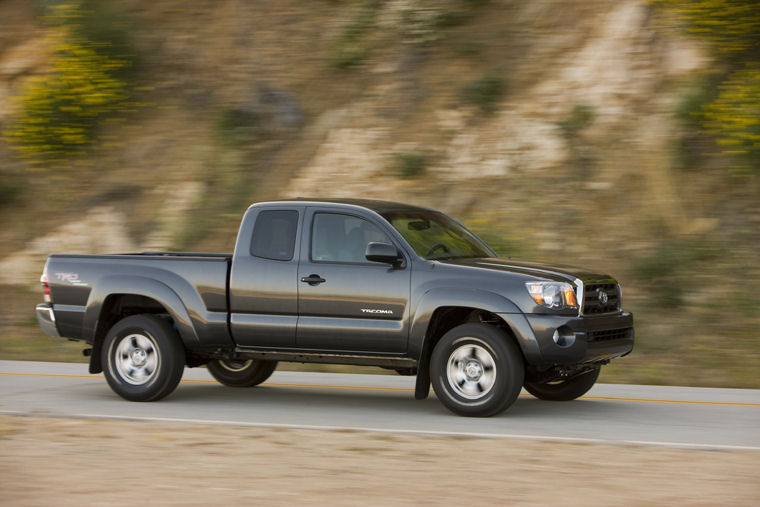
(44, 252, 232, 347)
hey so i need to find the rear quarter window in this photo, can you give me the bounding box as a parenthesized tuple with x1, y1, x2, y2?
(250, 210, 299, 261)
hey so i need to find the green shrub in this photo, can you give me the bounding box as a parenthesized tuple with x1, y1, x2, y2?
(557, 104, 596, 179)
(0, 179, 22, 207)
(673, 78, 720, 170)
(397, 0, 483, 44)
(630, 239, 718, 308)
(328, 1, 380, 69)
(392, 151, 427, 178)
(557, 104, 595, 139)
(216, 108, 261, 146)
(460, 74, 504, 113)
(72, 0, 136, 80)
(4, 1, 131, 159)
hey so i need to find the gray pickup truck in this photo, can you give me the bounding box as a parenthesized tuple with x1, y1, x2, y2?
(36, 198, 633, 416)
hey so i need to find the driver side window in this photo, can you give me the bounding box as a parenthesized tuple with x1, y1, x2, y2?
(311, 213, 391, 263)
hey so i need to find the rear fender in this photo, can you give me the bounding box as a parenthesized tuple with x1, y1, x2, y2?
(83, 276, 199, 349)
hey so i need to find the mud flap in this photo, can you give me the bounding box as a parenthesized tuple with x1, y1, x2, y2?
(414, 348, 430, 400)
(89, 339, 103, 374)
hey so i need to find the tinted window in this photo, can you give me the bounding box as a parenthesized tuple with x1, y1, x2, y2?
(312, 213, 391, 263)
(250, 210, 299, 261)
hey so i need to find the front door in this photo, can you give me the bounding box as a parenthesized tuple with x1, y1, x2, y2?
(296, 208, 411, 353)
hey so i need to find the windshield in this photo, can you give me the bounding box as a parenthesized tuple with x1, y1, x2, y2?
(382, 210, 495, 260)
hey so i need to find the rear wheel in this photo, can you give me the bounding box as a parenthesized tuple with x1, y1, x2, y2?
(102, 315, 185, 401)
(430, 323, 525, 417)
(207, 359, 277, 387)
(524, 368, 600, 401)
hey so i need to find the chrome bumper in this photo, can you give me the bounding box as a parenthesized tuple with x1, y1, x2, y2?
(36, 304, 60, 337)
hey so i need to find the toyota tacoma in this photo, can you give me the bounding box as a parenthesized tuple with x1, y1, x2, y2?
(36, 199, 633, 416)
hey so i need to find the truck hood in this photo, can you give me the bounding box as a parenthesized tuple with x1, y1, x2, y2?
(435, 257, 611, 283)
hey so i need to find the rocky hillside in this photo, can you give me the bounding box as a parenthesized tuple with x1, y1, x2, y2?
(1, 0, 758, 386)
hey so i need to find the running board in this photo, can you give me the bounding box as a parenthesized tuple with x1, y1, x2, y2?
(234, 349, 417, 368)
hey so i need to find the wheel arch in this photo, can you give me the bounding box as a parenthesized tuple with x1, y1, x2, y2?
(84, 276, 198, 373)
(410, 288, 538, 399)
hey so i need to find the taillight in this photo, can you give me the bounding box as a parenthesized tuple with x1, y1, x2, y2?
(41, 267, 52, 303)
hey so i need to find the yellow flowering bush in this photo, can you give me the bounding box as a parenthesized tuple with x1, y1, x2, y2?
(703, 64, 760, 169)
(5, 2, 129, 159)
(659, 0, 760, 57)
(657, 0, 760, 172)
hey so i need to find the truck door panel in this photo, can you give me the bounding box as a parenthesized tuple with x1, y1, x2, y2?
(230, 208, 302, 348)
(296, 209, 411, 353)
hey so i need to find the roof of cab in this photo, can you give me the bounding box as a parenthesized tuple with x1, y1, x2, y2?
(252, 198, 435, 215)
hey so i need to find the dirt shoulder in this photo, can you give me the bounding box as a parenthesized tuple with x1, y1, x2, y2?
(0, 415, 757, 506)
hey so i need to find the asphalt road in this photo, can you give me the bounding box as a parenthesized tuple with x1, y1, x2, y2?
(1, 360, 758, 450)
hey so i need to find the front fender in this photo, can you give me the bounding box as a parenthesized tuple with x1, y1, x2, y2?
(409, 288, 537, 359)
(409, 288, 542, 400)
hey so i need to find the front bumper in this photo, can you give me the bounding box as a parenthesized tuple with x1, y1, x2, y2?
(524, 311, 634, 367)
(36, 304, 60, 338)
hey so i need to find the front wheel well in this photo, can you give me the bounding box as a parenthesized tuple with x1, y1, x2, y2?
(424, 306, 521, 360)
(414, 306, 525, 400)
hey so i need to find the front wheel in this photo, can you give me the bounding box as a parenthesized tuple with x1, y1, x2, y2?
(524, 368, 600, 401)
(430, 323, 525, 417)
(207, 359, 277, 387)
(102, 314, 186, 402)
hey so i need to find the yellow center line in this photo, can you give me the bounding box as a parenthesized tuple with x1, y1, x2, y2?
(2, 371, 759, 407)
(1, 372, 94, 379)
(580, 395, 759, 407)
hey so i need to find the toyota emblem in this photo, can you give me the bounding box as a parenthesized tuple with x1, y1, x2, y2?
(597, 289, 609, 304)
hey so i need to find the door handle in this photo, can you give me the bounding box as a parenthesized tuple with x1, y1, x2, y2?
(300, 274, 326, 285)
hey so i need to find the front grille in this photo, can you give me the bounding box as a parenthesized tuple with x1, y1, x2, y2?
(588, 327, 632, 342)
(583, 283, 620, 315)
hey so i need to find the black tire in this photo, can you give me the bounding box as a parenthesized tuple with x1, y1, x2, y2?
(430, 323, 525, 417)
(207, 359, 278, 387)
(102, 314, 185, 402)
(524, 368, 600, 401)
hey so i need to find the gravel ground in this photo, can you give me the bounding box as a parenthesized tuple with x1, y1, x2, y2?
(1, 415, 758, 506)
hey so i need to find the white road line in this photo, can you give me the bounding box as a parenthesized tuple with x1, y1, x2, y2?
(2, 410, 758, 452)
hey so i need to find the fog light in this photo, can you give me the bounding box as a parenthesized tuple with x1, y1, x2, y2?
(552, 327, 576, 348)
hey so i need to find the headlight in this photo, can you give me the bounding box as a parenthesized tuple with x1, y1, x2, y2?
(525, 281, 578, 310)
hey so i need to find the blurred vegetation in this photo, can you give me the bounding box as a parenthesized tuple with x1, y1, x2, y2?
(629, 238, 719, 308)
(673, 76, 721, 170)
(329, 0, 381, 68)
(656, 0, 760, 58)
(396, 0, 481, 44)
(557, 104, 595, 138)
(3, 1, 132, 160)
(392, 150, 427, 178)
(329, 0, 485, 67)
(215, 108, 262, 147)
(657, 0, 760, 173)
(466, 217, 526, 258)
(557, 104, 597, 180)
(459, 73, 504, 113)
(0, 170, 24, 208)
(702, 63, 760, 171)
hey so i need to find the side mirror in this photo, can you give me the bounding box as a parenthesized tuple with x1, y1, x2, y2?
(365, 242, 401, 265)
